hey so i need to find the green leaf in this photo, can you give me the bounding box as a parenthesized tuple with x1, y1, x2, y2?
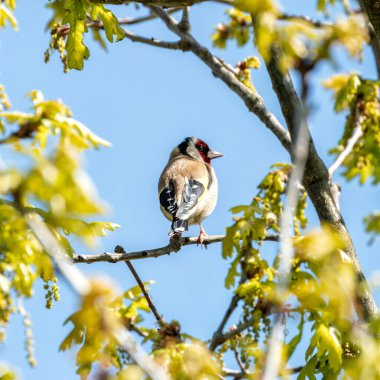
(298, 354, 318, 380)
(90, 4, 125, 43)
(63, 0, 90, 70)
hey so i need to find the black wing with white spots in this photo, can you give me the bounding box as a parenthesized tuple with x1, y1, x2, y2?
(159, 181, 178, 216)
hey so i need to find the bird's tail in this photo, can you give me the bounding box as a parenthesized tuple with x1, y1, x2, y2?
(170, 218, 188, 234)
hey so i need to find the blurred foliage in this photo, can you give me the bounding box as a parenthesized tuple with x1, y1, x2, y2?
(324, 74, 380, 184)
(1, 0, 380, 379)
(0, 363, 17, 380)
(0, 86, 117, 368)
(212, 3, 368, 71)
(0, 0, 17, 31)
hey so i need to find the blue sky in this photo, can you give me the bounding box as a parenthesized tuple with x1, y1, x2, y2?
(1, 1, 379, 379)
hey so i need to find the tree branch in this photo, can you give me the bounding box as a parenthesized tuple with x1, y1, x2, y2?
(210, 316, 255, 350)
(148, 5, 292, 154)
(358, 0, 380, 79)
(115, 245, 164, 324)
(123, 29, 186, 50)
(360, 0, 380, 43)
(88, 0, 208, 6)
(262, 46, 377, 321)
(117, 8, 180, 26)
(73, 235, 279, 264)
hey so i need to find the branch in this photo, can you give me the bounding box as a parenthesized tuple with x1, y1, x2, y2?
(117, 8, 180, 26)
(233, 346, 247, 375)
(73, 235, 279, 264)
(223, 365, 303, 378)
(209, 294, 240, 351)
(329, 104, 364, 178)
(115, 245, 164, 324)
(148, 5, 292, 154)
(123, 29, 186, 50)
(262, 46, 378, 322)
(278, 14, 333, 28)
(88, 0, 208, 6)
(360, 0, 380, 43)
(210, 316, 254, 350)
(358, 0, 380, 78)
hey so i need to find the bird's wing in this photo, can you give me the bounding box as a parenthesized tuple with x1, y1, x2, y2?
(159, 178, 205, 220)
(159, 180, 178, 217)
(175, 178, 204, 220)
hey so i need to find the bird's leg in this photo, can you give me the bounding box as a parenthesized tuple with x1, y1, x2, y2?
(197, 224, 208, 249)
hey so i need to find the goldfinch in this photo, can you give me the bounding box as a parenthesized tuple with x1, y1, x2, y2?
(158, 137, 223, 245)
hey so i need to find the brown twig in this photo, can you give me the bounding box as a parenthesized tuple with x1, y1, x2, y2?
(73, 235, 280, 264)
(115, 245, 164, 324)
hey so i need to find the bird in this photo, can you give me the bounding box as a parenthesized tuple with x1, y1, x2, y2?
(158, 137, 223, 247)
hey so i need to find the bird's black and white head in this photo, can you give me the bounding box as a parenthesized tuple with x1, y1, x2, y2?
(176, 137, 223, 165)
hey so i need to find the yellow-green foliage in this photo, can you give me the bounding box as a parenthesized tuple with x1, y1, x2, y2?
(212, 4, 368, 71)
(325, 74, 380, 184)
(0, 0, 17, 30)
(45, 0, 125, 71)
(0, 86, 117, 366)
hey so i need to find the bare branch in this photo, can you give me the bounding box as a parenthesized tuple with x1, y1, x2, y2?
(73, 235, 280, 264)
(148, 5, 292, 154)
(178, 7, 191, 32)
(123, 29, 186, 50)
(211, 317, 255, 349)
(118, 8, 180, 26)
(278, 14, 333, 28)
(209, 294, 240, 351)
(233, 346, 247, 375)
(329, 104, 364, 178)
(223, 365, 303, 378)
(115, 245, 164, 324)
(88, 0, 208, 6)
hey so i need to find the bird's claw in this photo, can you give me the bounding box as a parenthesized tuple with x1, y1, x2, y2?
(196, 230, 208, 250)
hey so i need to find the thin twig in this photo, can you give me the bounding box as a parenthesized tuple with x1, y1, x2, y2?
(223, 365, 303, 378)
(115, 245, 164, 324)
(210, 317, 254, 350)
(209, 294, 240, 351)
(73, 235, 280, 264)
(209, 241, 252, 351)
(329, 104, 364, 178)
(118, 8, 180, 26)
(123, 29, 186, 50)
(278, 14, 333, 28)
(233, 347, 247, 374)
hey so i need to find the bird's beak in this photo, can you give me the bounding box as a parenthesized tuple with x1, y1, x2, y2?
(208, 150, 224, 160)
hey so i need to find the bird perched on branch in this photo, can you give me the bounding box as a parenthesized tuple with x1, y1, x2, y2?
(158, 137, 223, 247)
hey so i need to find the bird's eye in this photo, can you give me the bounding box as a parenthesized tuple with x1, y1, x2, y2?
(196, 145, 207, 153)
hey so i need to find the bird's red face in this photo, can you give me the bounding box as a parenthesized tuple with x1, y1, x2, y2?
(194, 138, 223, 164)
